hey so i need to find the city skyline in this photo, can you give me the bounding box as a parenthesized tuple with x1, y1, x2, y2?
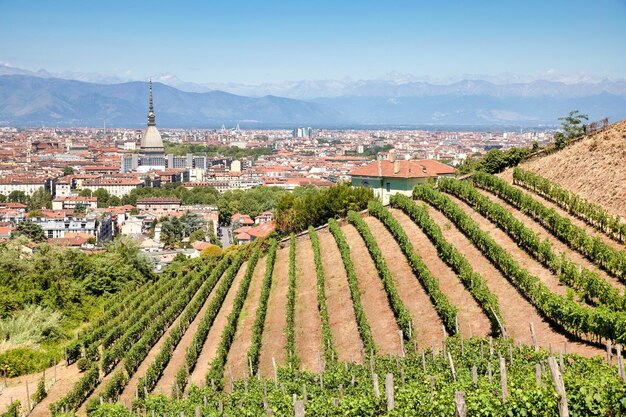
(1, 0, 625, 84)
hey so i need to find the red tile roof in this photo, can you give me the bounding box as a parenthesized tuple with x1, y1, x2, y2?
(349, 159, 455, 179)
(248, 221, 275, 238)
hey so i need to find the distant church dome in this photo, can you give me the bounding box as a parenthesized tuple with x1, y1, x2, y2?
(140, 80, 164, 155)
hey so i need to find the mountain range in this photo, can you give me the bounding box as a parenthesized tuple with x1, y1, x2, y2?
(1, 63, 625, 128)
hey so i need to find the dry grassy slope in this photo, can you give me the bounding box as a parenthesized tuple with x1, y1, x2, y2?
(502, 119, 626, 219)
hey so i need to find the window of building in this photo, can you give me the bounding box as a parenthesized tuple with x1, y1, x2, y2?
(386, 182, 391, 192)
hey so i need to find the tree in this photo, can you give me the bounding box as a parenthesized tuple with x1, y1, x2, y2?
(556, 110, 588, 149)
(74, 203, 86, 214)
(62, 166, 75, 176)
(28, 187, 52, 211)
(12, 222, 46, 242)
(188, 229, 205, 243)
(93, 188, 111, 208)
(78, 189, 93, 197)
(8, 191, 28, 205)
(0, 194, 6, 203)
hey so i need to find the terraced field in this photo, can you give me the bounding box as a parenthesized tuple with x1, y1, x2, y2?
(7, 172, 626, 416)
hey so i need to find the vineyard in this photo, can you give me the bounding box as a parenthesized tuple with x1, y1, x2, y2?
(4, 171, 626, 416)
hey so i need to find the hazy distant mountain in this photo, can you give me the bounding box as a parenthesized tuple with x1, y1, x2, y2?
(1, 63, 625, 127)
(0, 75, 343, 128)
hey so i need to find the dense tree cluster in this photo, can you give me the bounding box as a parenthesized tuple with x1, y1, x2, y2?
(0, 236, 154, 319)
(275, 184, 374, 233)
(457, 146, 533, 175)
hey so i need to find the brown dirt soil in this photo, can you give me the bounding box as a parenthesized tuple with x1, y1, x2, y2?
(445, 194, 569, 299)
(153, 274, 226, 395)
(341, 224, 401, 355)
(504, 180, 626, 253)
(317, 228, 364, 363)
(362, 215, 445, 347)
(419, 199, 600, 357)
(118, 296, 191, 403)
(77, 358, 126, 415)
(512, 119, 626, 220)
(188, 261, 248, 387)
(293, 236, 324, 371)
(477, 188, 626, 293)
(389, 208, 492, 339)
(224, 256, 267, 381)
(1, 362, 79, 416)
(258, 246, 289, 377)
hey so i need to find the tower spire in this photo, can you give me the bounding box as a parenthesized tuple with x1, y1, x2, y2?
(147, 79, 156, 126)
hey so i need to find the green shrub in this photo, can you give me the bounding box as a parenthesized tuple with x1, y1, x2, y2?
(76, 357, 90, 372)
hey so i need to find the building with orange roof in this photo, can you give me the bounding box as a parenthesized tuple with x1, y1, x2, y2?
(349, 153, 455, 205)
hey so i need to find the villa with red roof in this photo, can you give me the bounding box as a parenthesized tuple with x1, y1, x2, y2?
(349, 153, 455, 205)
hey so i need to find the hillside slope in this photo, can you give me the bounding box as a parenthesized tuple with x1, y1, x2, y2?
(508, 119, 626, 219)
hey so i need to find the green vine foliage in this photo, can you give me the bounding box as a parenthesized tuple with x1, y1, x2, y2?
(513, 167, 626, 243)
(285, 234, 300, 370)
(175, 253, 245, 392)
(413, 184, 626, 345)
(206, 247, 261, 389)
(328, 218, 376, 355)
(389, 194, 504, 335)
(367, 201, 458, 335)
(134, 255, 233, 398)
(473, 172, 626, 281)
(439, 177, 626, 311)
(308, 226, 338, 363)
(92, 337, 626, 417)
(347, 211, 415, 340)
(247, 238, 277, 374)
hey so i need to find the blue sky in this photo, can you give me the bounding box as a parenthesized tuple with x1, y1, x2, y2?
(1, 0, 625, 83)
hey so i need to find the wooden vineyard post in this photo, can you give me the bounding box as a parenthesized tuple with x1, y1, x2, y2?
(487, 362, 492, 383)
(372, 373, 380, 398)
(548, 356, 569, 417)
(272, 357, 278, 386)
(302, 384, 308, 402)
(26, 380, 31, 411)
(195, 406, 201, 417)
(529, 322, 538, 351)
(618, 345, 626, 381)
(294, 399, 305, 417)
(535, 364, 542, 385)
(499, 355, 508, 403)
(448, 352, 457, 381)
(607, 340, 613, 365)
(398, 330, 405, 357)
(385, 373, 394, 411)
(455, 391, 467, 417)
(471, 366, 477, 386)
(421, 351, 426, 373)
(489, 337, 493, 358)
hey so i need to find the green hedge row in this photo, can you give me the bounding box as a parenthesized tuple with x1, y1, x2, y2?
(328, 219, 376, 355)
(414, 184, 626, 344)
(347, 211, 415, 340)
(206, 248, 261, 388)
(94, 261, 215, 406)
(308, 226, 338, 362)
(439, 177, 625, 311)
(389, 194, 504, 335)
(174, 253, 245, 392)
(133, 256, 232, 398)
(367, 201, 458, 334)
(247, 239, 278, 374)
(474, 172, 626, 281)
(285, 234, 299, 370)
(513, 167, 626, 243)
(101, 270, 195, 373)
